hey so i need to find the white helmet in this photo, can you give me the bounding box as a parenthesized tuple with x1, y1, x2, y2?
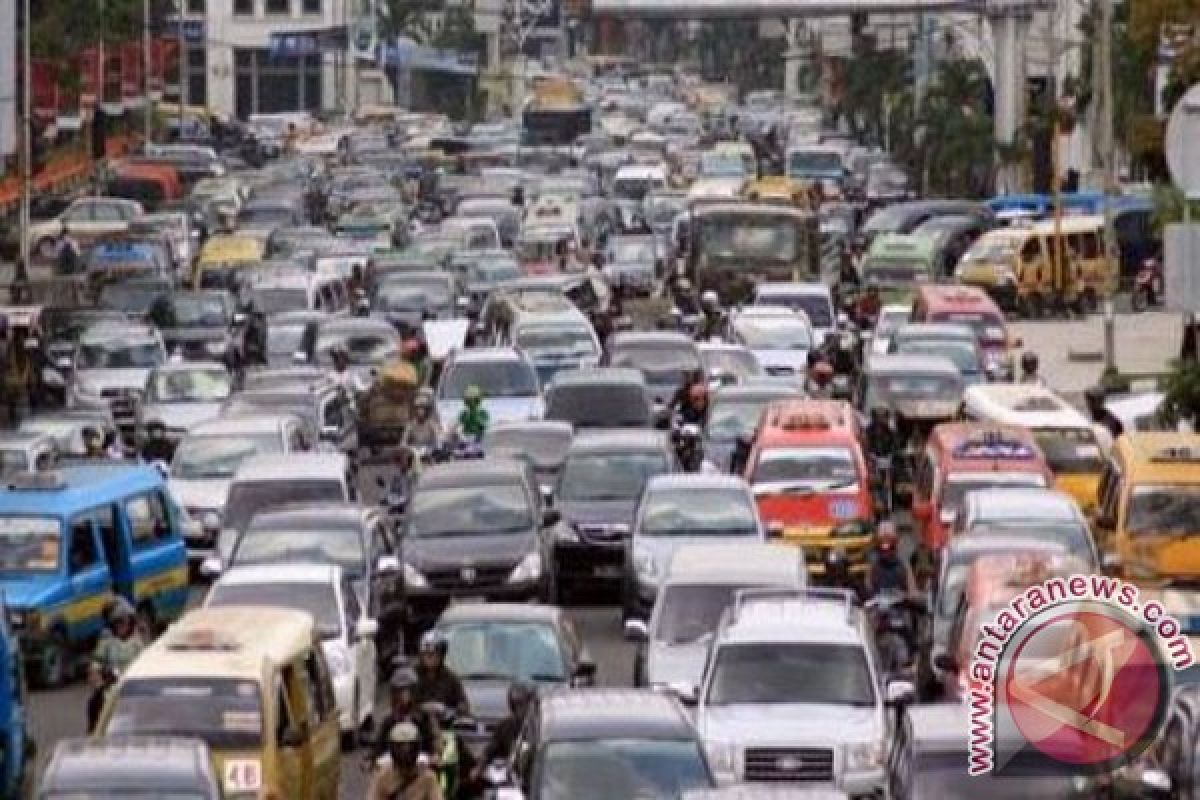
(701, 290, 719, 309)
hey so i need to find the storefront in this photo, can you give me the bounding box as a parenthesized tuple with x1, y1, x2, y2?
(233, 48, 324, 118)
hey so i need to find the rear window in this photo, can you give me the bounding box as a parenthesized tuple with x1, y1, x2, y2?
(224, 479, 346, 533)
(108, 677, 263, 749)
(546, 384, 650, 428)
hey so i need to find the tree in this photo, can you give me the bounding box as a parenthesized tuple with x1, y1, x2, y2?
(378, 0, 442, 44)
(1161, 360, 1200, 429)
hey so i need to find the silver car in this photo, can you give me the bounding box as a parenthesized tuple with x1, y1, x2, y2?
(139, 361, 235, 444)
(70, 323, 167, 441)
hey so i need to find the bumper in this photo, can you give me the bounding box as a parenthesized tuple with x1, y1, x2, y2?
(554, 541, 625, 588)
(842, 768, 886, 798)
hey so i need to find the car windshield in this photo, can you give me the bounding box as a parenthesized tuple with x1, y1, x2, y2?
(77, 339, 163, 369)
(938, 545, 1065, 617)
(733, 317, 812, 350)
(233, 527, 365, 577)
(930, 312, 1007, 345)
(484, 429, 572, 469)
(751, 447, 859, 491)
(1127, 485, 1200, 536)
(0, 516, 60, 573)
(410, 484, 533, 536)
(708, 642, 874, 705)
(547, 385, 650, 428)
(865, 374, 961, 408)
(108, 678, 263, 749)
(756, 294, 833, 328)
(1031, 429, 1104, 475)
(315, 328, 399, 366)
(940, 473, 1047, 519)
(172, 434, 281, 480)
(646, 197, 685, 228)
(538, 739, 710, 800)
(442, 621, 566, 682)
(963, 237, 1020, 263)
(706, 399, 772, 441)
(377, 284, 451, 312)
(98, 285, 170, 314)
(700, 154, 746, 178)
(789, 151, 842, 174)
(148, 369, 233, 402)
(698, 217, 798, 262)
(614, 177, 664, 201)
(969, 523, 1093, 564)
(896, 339, 980, 374)
(440, 361, 539, 399)
(517, 327, 597, 356)
(875, 310, 910, 335)
(223, 480, 345, 533)
(561, 451, 668, 502)
(150, 294, 230, 329)
(251, 287, 309, 314)
(467, 261, 521, 284)
(656, 584, 762, 645)
(238, 207, 295, 228)
(640, 489, 758, 536)
(610, 346, 701, 386)
(701, 349, 761, 382)
(207, 581, 342, 639)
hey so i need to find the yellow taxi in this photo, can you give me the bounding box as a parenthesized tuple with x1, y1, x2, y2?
(98, 606, 341, 800)
(194, 235, 266, 290)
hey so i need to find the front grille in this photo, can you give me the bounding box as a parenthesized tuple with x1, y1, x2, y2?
(744, 747, 834, 783)
(425, 564, 512, 591)
(576, 524, 629, 544)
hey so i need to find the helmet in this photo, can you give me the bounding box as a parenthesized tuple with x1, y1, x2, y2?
(464, 385, 483, 403)
(877, 523, 899, 553)
(82, 426, 102, 444)
(813, 362, 834, 381)
(1021, 352, 1038, 373)
(420, 630, 448, 657)
(390, 666, 419, 691)
(508, 680, 535, 713)
(387, 721, 420, 745)
(415, 388, 434, 408)
(108, 597, 136, 623)
(700, 289, 719, 309)
(688, 381, 708, 406)
(402, 338, 421, 359)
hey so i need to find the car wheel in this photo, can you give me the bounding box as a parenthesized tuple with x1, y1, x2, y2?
(35, 630, 70, 689)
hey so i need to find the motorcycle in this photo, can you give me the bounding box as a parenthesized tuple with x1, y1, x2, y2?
(865, 590, 924, 675)
(671, 421, 706, 472)
(1131, 258, 1163, 312)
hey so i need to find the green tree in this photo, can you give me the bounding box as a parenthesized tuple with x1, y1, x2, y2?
(1161, 360, 1200, 428)
(378, 0, 442, 44)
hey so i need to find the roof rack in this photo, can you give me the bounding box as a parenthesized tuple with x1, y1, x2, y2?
(731, 587, 857, 622)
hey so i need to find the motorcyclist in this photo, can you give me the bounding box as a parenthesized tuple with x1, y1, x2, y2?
(330, 347, 364, 395)
(806, 359, 835, 398)
(865, 407, 899, 459)
(855, 284, 882, 329)
(454, 385, 489, 442)
(828, 329, 859, 377)
(865, 522, 917, 597)
(87, 598, 145, 732)
(403, 335, 432, 387)
(670, 276, 700, 318)
(140, 420, 176, 464)
(697, 290, 724, 340)
(371, 668, 438, 763)
(240, 298, 267, 367)
(367, 721, 444, 800)
(1018, 352, 1043, 384)
(835, 248, 860, 303)
(404, 389, 442, 451)
(414, 631, 470, 716)
(673, 378, 710, 428)
(478, 681, 534, 769)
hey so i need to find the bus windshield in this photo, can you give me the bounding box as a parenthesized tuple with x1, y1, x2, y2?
(697, 215, 798, 262)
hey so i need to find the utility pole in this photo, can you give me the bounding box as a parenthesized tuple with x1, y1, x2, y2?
(144, 0, 153, 144)
(1049, 0, 1065, 306)
(18, 0, 30, 274)
(1098, 0, 1116, 370)
(177, 1, 185, 136)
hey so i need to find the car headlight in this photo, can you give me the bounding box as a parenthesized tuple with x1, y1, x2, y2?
(844, 741, 883, 770)
(204, 340, 226, 356)
(508, 552, 543, 584)
(704, 740, 738, 779)
(324, 643, 352, 675)
(404, 563, 428, 588)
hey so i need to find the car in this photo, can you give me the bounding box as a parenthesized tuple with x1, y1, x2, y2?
(627, 543, 806, 690)
(221, 378, 357, 452)
(554, 430, 677, 598)
(263, 310, 326, 367)
(704, 384, 802, 472)
(544, 368, 655, 429)
(625, 474, 766, 622)
(70, 323, 167, 442)
(509, 308, 602, 387)
(38, 737, 221, 800)
(0, 431, 57, 475)
(96, 278, 175, 317)
(726, 307, 814, 379)
(868, 304, 911, 357)
(213, 503, 403, 662)
(697, 343, 764, 388)
(855, 353, 965, 422)
(41, 308, 134, 368)
(313, 316, 402, 386)
(28, 196, 143, 259)
(504, 688, 715, 800)
(889, 323, 986, 385)
(204, 564, 378, 738)
(483, 420, 574, 495)
(603, 235, 660, 295)
(751, 283, 836, 347)
(373, 271, 461, 332)
(431, 603, 596, 752)
(18, 410, 120, 457)
(138, 362, 235, 446)
(952, 487, 1099, 566)
(402, 459, 556, 626)
(606, 332, 704, 407)
(436, 347, 544, 428)
(168, 412, 314, 563)
(695, 589, 900, 793)
(457, 251, 523, 312)
(146, 290, 241, 365)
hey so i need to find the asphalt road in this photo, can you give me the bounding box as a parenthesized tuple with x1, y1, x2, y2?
(27, 597, 635, 798)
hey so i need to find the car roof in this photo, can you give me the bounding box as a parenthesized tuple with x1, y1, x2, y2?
(233, 452, 348, 482)
(1, 466, 163, 515)
(486, 419, 574, 438)
(538, 688, 695, 741)
(754, 282, 831, 298)
(448, 346, 526, 363)
(549, 367, 646, 388)
(609, 331, 696, 348)
(894, 323, 975, 339)
(247, 503, 371, 530)
(418, 458, 529, 488)
(865, 353, 961, 376)
(436, 602, 562, 625)
(186, 413, 298, 437)
(42, 736, 215, 792)
(645, 472, 749, 492)
(213, 563, 342, 587)
(666, 543, 804, 584)
(713, 385, 801, 403)
(569, 429, 669, 452)
(720, 593, 862, 645)
(966, 488, 1082, 521)
(151, 361, 229, 375)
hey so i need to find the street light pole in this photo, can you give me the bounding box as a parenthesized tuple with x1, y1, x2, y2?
(144, 0, 153, 144)
(1098, 0, 1117, 372)
(19, 0, 31, 274)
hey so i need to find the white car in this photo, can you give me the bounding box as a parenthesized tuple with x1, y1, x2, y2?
(869, 304, 911, 359)
(28, 197, 143, 259)
(726, 307, 814, 379)
(204, 563, 378, 738)
(751, 283, 836, 348)
(696, 589, 904, 794)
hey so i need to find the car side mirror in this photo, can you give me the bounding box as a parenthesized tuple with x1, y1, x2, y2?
(355, 618, 380, 640)
(933, 653, 958, 673)
(542, 508, 561, 527)
(199, 557, 223, 578)
(571, 660, 597, 687)
(886, 679, 915, 706)
(377, 555, 401, 574)
(623, 618, 648, 642)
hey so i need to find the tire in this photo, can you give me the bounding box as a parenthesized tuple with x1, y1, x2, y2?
(34, 630, 69, 689)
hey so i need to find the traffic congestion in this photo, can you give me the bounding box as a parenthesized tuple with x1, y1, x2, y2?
(0, 57, 1196, 800)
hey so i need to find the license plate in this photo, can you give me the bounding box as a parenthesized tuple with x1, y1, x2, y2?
(594, 565, 623, 578)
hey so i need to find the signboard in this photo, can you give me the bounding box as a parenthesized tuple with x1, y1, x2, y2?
(350, 0, 379, 61)
(268, 27, 349, 58)
(378, 38, 480, 75)
(1164, 223, 1200, 312)
(164, 16, 207, 44)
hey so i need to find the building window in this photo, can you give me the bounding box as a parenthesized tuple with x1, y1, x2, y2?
(302, 0, 320, 12)
(186, 0, 205, 12)
(265, 0, 290, 12)
(185, 45, 207, 107)
(235, 48, 322, 118)
(233, 0, 253, 13)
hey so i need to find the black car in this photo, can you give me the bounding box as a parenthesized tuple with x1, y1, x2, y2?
(553, 430, 676, 598)
(431, 603, 595, 754)
(544, 368, 655, 429)
(221, 378, 356, 452)
(504, 689, 714, 800)
(402, 459, 559, 628)
(147, 290, 243, 364)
